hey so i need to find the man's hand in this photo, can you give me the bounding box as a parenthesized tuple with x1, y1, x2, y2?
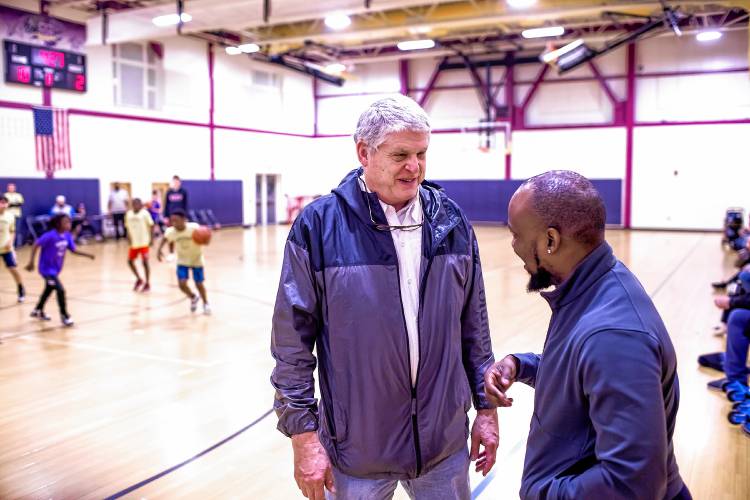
(470, 408, 499, 476)
(714, 295, 731, 310)
(291, 432, 335, 500)
(484, 355, 518, 408)
(24, 262, 34, 272)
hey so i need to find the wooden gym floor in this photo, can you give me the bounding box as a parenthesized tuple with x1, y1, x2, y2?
(0, 226, 747, 499)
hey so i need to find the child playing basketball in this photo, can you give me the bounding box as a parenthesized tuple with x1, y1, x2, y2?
(157, 209, 210, 314)
(125, 198, 154, 292)
(25, 214, 95, 326)
(0, 196, 26, 304)
(0, 195, 25, 303)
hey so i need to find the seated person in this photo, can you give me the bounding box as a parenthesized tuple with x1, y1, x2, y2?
(73, 202, 96, 243)
(50, 195, 75, 217)
(711, 269, 750, 401)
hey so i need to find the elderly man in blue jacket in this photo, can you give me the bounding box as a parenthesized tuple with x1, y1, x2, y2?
(271, 95, 497, 500)
(485, 170, 691, 500)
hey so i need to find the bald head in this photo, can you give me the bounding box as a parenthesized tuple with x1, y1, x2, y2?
(520, 170, 606, 248)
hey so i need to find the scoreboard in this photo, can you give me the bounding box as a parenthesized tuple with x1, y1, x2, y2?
(3, 40, 87, 92)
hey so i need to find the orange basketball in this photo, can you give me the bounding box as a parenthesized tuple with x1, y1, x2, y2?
(192, 226, 212, 245)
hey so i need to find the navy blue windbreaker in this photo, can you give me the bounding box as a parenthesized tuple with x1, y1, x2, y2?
(271, 168, 494, 479)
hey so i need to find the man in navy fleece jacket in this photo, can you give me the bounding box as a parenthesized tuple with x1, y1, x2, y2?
(485, 171, 691, 500)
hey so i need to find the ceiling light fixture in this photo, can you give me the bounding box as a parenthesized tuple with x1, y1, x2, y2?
(325, 13, 352, 30)
(541, 39, 584, 63)
(239, 43, 260, 53)
(152, 13, 192, 27)
(507, 0, 537, 7)
(521, 26, 565, 39)
(397, 39, 436, 51)
(324, 63, 347, 74)
(225, 46, 242, 55)
(696, 30, 722, 42)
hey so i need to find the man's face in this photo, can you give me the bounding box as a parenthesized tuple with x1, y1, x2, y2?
(172, 178, 181, 190)
(508, 188, 555, 292)
(7, 183, 16, 193)
(358, 130, 429, 209)
(133, 199, 142, 212)
(171, 214, 186, 230)
(0, 199, 7, 212)
(56, 198, 65, 207)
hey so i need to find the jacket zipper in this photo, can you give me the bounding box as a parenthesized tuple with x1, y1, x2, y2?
(394, 262, 423, 477)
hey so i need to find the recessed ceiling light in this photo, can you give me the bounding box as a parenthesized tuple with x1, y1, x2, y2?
(325, 13, 351, 30)
(507, 0, 537, 7)
(521, 26, 565, 39)
(696, 31, 722, 42)
(397, 39, 436, 51)
(225, 46, 242, 55)
(152, 13, 192, 27)
(239, 43, 260, 53)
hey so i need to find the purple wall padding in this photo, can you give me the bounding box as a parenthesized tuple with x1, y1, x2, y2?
(181, 179, 243, 226)
(434, 179, 622, 225)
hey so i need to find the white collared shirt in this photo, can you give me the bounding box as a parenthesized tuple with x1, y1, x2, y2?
(361, 177, 423, 385)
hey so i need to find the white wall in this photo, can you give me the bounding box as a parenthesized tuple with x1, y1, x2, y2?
(632, 124, 750, 229)
(511, 128, 626, 180)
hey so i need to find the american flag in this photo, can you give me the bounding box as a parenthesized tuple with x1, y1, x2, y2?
(33, 107, 72, 174)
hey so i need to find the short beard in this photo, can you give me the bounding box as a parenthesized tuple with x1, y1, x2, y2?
(527, 249, 555, 292)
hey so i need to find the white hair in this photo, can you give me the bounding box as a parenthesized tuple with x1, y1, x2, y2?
(353, 95, 430, 150)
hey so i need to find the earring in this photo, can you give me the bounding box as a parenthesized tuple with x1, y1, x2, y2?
(547, 249, 551, 254)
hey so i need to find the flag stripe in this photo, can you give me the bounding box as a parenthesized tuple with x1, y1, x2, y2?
(33, 106, 72, 173)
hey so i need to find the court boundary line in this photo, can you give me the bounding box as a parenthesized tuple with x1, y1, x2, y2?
(103, 408, 274, 500)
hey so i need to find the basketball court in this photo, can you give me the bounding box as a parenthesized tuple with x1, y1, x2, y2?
(1, 0, 749, 498)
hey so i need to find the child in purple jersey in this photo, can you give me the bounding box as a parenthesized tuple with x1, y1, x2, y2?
(25, 214, 95, 327)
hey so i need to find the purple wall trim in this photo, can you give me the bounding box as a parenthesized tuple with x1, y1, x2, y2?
(624, 43, 636, 229)
(66, 108, 209, 128)
(214, 123, 312, 138)
(588, 61, 620, 107)
(637, 118, 750, 127)
(316, 91, 397, 99)
(0, 99, 33, 110)
(208, 43, 215, 181)
(504, 64, 514, 181)
(313, 77, 319, 137)
(399, 59, 410, 96)
(42, 87, 51, 107)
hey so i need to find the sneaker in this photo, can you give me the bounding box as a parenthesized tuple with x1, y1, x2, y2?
(17, 294, 25, 304)
(30, 309, 51, 321)
(62, 316, 74, 327)
(203, 303, 211, 315)
(743, 422, 750, 437)
(698, 352, 725, 372)
(707, 378, 729, 392)
(190, 295, 200, 313)
(140, 283, 150, 293)
(724, 380, 750, 402)
(133, 279, 144, 291)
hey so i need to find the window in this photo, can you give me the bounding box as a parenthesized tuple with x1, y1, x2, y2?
(112, 42, 163, 110)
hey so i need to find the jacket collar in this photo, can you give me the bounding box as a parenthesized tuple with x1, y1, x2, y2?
(332, 168, 461, 251)
(540, 241, 617, 309)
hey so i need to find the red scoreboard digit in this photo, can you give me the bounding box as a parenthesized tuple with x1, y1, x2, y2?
(15, 65, 31, 83)
(74, 74, 86, 91)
